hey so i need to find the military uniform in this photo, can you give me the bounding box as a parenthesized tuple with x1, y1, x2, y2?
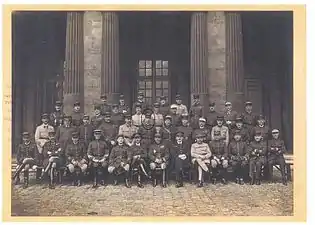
(160, 116, 177, 147)
(78, 115, 93, 148)
(192, 118, 211, 142)
(98, 113, 118, 146)
(56, 117, 77, 150)
(267, 129, 287, 185)
(251, 125, 270, 142)
(118, 94, 130, 115)
(209, 131, 229, 184)
(211, 116, 229, 145)
(100, 94, 111, 115)
(177, 120, 193, 144)
(87, 130, 110, 187)
(13, 132, 39, 188)
(50, 101, 65, 128)
(138, 124, 154, 149)
(90, 105, 104, 130)
(189, 94, 204, 119)
(171, 132, 190, 187)
(111, 104, 124, 128)
(247, 134, 267, 185)
(206, 103, 220, 129)
(159, 95, 170, 116)
(71, 102, 83, 127)
(118, 115, 138, 146)
(175, 94, 188, 116)
(228, 131, 248, 184)
(224, 102, 238, 129)
(132, 91, 147, 114)
(148, 133, 170, 187)
(241, 101, 257, 129)
(108, 135, 131, 187)
(65, 132, 88, 186)
(230, 117, 250, 143)
(152, 102, 164, 127)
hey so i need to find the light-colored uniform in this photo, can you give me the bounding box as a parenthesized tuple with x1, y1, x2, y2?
(34, 124, 54, 153)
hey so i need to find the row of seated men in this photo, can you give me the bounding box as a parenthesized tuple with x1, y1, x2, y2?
(13, 112, 288, 189)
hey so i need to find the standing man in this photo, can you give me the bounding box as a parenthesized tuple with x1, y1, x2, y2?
(211, 116, 229, 146)
(35, 113, 54, 167)
(170, 105, 181, 127)
(78, 115, 93, 148)
(91, 104, 104, 130)
(251, 115, 270, 142)
(56, 115, 77, 150)
(152, 102, 164, 127)
(159, 96, 169, 117)
(192, 117, 211, 143)
(132, 91, 147, 114)
(189, 94, 204, 129)
(209, 130, 229, 185)
(65, 131, 88, 186)
(247, 131, 267, 185)
(230, 116, 250, 144)
(242, 101, 257, 130)
(118, 114, 138, 147)
(87, 129, 110, 188)
(111, 104, 124, 128)
(224, 102, 238, 129)
(138, 112, 155, 150)
(99, 112, 118, 148)
(50, 101, 65, 128)
(108, 134, 131, 188)
(118, 94, 130, 115)
(267, 129, 287, 185)
(172, 131, 190, 188)
(177, 114, 193, 145)
(71, 101, 83, 127)
(132, 102, 145, 128)
(13, 132, 38, 188)
(175, 94, 188, 116)
(100, 94, 111, 116)
(206, 102, 219, 130)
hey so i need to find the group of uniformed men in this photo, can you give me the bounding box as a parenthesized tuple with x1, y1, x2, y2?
(13, 91, 288, 189)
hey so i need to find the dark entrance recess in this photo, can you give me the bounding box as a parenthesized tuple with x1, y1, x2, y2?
(119, 12, 191, 107)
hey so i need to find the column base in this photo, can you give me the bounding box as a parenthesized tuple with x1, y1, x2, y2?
(63, 94, 81, 115)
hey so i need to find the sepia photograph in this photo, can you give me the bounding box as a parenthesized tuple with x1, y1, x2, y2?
(2, 4, 306, 220)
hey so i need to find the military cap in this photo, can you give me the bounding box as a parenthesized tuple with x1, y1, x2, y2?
(257, 115, 265, 121)
(119, 94, 124, 99)
(153, 102, 160, 107)
(116, 134, 124, 139)
(100, 94, 107, 99)
(154, 133, 162, 138)
(138, 91, 144, 96)
(235, 116, 243, 122)
(170, 104, 177, 109)
(93, 129, 102, 134)
(55, 101, 62, 106)
(195, 133, 205, 138)
(83, 114, 90, 119)
(112, 103, 118, 108)
(165, 115, 172, 120)
(225, 101, 232, 106)
(193, 94, 200, 99)
(41, 113, 49, 119)
(209, 102, 215, 107)
(175, 131, 184, 137)
(245, 101, 252, 106)
(272, 129, 280, 134)
(133, 133, 142, 138)
(213, 130, 221, 136)
(160, 95, 166, 100)
(175, 94, 181, 100)
(72, 131, 79, 138)
(74, 101, 80, 106)
(199, 117, 206, 122)
(135, 102, 142, 108)
(63, 115, 72, 120)
(217, 115, 224, 120)
(48, 131, 56, 136)
(124, 114, 132, 119)
(104, 111, 111, 117)
(94, 104, 101, 110)
(181, 113, 189, 120)
(22, 132, 30, 138)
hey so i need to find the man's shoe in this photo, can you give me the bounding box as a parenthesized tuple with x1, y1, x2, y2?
(239, 178, 245, 185)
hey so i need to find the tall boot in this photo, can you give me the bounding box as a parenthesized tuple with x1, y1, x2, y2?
(234, 166, 240, 184)
(137, 173, 144, 188)
(125, 172, 131, 188)
(14, 174, 20, 185)
(212, 168, 218, 185)
(162, 170, 167, 188)
(49, 168, 55, 189)
(239, 166, 245, 185)
(35, 168, 42, 184)
(250, 172, 255, 185)
(175, 172, 181, 188)
(77, 171, 82, 187)
(152, 171, 157, 187)
(280, 165, 287, 185)
(100, 168, 106, 186)
(23, 170, 29, 189)
(92, 168, 98, 188)
(220, 169, 227, 185)
(71, 172, 77, 186)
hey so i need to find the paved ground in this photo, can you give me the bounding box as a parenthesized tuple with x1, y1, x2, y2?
(11, 176, 293, 216)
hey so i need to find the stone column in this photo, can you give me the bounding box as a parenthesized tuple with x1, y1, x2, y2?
(190, 12, 209, 107)
(226, 12, 245, 112)
(84, 11, 102, 116)
(63, 12, 84, 115)
(101, 12, 120, 104)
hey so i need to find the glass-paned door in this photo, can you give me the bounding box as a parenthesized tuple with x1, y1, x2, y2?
(137, 60, 170, 105)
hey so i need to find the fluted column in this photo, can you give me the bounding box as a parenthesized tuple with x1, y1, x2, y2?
(226, 12, 245, 112)
(190, 12, 209, 107)
(63, 12, 84, 115)
(101, 12, 119, 104)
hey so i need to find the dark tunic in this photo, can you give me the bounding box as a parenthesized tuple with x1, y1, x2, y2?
(71, 111, 83, 127)
(109, 145, 130, 168)
(241, 111, 257, 128)
(170, 114, 181, 127)
(50, 111, 65, 127)
(111, 112, 124, 128)
(192, 127, 211, 142)
(138, 126, 155, 148)
(230, 127, 250, 143)
(160, 104, 170, 117)
(251, 125, 270, 141)
(132, 100, 147, 114)
(56, 125, 77, 149)
(206, 111, 220, 128)
(209, 139, 228, 158)
(42, 140, 64, 167)
(16, 142, 37, 165)
(160, 125, 177, 146)
(90, 115, 104, 130)
(87, 140, 110, 160)
(101, 103, 112, 116)
(129, 143, 147, 165)
(99, 121, 117, 143)
(148, 142, 170, 165)
(171, 141, 190, 171)
(65, 142, 87, 162)
(177, 125, 193, 143)
(228, 140, 248, 162)
(78, 123, 93, 147)
(118, 104, 130, 115)
(189, 104, 204, 118)
(267, 138, 287, 162)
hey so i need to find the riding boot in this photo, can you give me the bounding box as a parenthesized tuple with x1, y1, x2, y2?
(197, 180, 203, 187)
(71, 173, 77, 186)
(280, 166, 287, 185)
(77, 172, 82, 187)
(125, 172, 131, 188)
(162, 170, 167, 188)
(35, 168, 42, 184)
(175, 173, 181, 188)
(220, 169, 227, 185)
(92, 168, 98, 188)
(152, 171, 157, 187)
(250, 173, 255, 185)
(137, 174, 144, 188)
(49, 168, 55, 189)
(23, 170, 29, 189)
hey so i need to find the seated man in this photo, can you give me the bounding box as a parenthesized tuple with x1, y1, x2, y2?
(42, 131, 65, 189)
(228, 130, 248, 185)
(191, 133, 212, 187)
(172, 131, 190, 188)
(268, 129, 287, 185)
(247, 131, 267, 185)
(148, 133, 170, 188)
(87, 129, 110, 188)
(13, 132, 39, 188)
(108, 134, 131, 188)
(129, 133, 150, 188)
(192, 117, 211, 142)
(209, 130, 229, 185)
(65, 131, 88, 186)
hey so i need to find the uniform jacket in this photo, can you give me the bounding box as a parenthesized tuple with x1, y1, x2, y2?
(148, 142, 170, 162)
(50, 111, 65, 127)
(176, 104, 188, 116)
(101, 103, 111, 115)
(87, 140, 110, 159)
(209, 140, 228, 157)
(65, 142, 87, 162)
(109, 145, 130, 167)
(132, 101, 147, 114)
(111, 112, 124, 128)
(90, 115, 104, 130)
(192, 127, 211, 142)
(230, 127, 250, 143)
(170, 114, 181, 127)
(129, 143, 147, 159)
(189, 104, 204, 118)
(224, 110, 238, 124)
(160, 125, 177, 143)
(190, 143, 212, 159)
(118, 124, 138, 139)
(151, 113, 164, 127)
(228, 140, 248, 157)
(177, 125, 193, 142)
(251, 125, 270, 141)
(206, 111, 220, 127)
(78, 123, 93, 144)
(16, 142, 37, 164)
(241, 111, 257, 127)
(56, 125, 77, 147)
(118, 104, 130, 115)
(99, 121, 117, 142)
(71, 111, 83, 127)
(172, 140, 190, 158)
(42, 140, 63, 159)
(268, 139, 287, 155)
(34, 124, 54, 152)
(211, 125, 229, 144)
(138, 126, 155, 142)
(132, 113, 145, 127)
(247, 141, 268, 158)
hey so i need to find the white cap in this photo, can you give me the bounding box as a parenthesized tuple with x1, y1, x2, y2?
(225, 101, 232, 106)
(199, 117, 206, 122)
(170, 104, 178, 109)
(272, 129, 280, 133)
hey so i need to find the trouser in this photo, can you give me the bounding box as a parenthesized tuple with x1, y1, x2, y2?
(210, 156, 229, 179)
(150, 162, 167, 183)
(230, 159, 248, 179)
(67, 159, 88, 182)
(268, 154, 286, 179)
(174, 157, 189, 181)
(13, 158, 36, 180)
(249, 157, 266, 179)
(191, 159, 210, 182)
(92, 161, 108, 183)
